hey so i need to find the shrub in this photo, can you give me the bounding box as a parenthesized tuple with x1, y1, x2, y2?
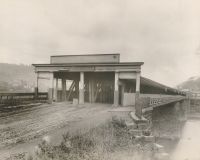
(10, 116, 154, 160)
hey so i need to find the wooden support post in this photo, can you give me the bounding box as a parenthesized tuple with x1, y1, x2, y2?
(34, 87, 38, 99)
(79, 72, 84, 104)
(136, 72, 140, 93)
(89, 79, 95, 103)
(53, 78, 58, 101)
(34, 72, 39, 99)
(62, 78, 66, 101)
(135, 93, 141, 118)
(114, 71, 119, 106)
(121, 84, 125, 106)
(135, 72, 141, 118)
(89, 80, 92, 103)
(94, 81, 100, 103)
(48, 73, 54, 103)
(75, 80, 79, 98)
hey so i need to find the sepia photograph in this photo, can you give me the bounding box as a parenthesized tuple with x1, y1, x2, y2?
(0, 0, 200, 160)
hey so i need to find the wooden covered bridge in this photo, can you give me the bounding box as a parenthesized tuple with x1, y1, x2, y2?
(32, 54, 188, 119)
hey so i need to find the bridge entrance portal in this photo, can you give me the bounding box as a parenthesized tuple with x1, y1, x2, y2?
(53, 72, 115, 104)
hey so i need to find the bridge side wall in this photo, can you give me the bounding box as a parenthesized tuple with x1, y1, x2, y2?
(138, 98, 189, 129)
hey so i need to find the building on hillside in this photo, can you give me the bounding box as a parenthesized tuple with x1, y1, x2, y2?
(33, 53, 185, 106)
(189, 91, 200, 99)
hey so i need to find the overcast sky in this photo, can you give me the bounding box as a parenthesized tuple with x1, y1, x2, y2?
(0, 0, 200, 87)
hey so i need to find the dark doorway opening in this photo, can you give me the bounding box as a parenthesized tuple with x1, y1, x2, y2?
(54, 72, 79, 102)
(84, 72, 114, 104)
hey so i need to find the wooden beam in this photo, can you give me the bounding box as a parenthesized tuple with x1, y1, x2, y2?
(62, 78, 66, 101)
(67, 81, 75, 101)
(79, 72, 84, 104)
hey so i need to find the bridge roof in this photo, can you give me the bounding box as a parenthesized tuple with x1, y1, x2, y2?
(141, 77, 186, 95)
(32, 62, 144, 67)
(32, 62, 144, 73)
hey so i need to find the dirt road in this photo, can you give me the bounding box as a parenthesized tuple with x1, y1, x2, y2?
(0, 102, 122, 159)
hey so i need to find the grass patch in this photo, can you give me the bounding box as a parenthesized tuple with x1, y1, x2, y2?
(7, 116, 153, 160)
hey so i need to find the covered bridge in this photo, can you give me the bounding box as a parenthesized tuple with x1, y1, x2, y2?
(33, 54, 185, 107)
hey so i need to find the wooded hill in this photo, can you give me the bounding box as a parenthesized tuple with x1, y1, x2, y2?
(0, 63, 36, 92)
(177, 76, 200, 91)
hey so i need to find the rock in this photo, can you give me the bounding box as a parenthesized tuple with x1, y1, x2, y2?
(42, 135, 51, 144)
(134, 135, 144, 141)
(73, 98, 78, 105)
(125, 121, 137, 129)
(34, 145, 41, 155)
(137, 123, 148, 130)
(153, 143, 164, 153)
(129, 129, 143, 136)
(144, 135, 155, 142)
(143, 130, 151, 136)
(26, 153, 34, 160)
(130, 112, 148, 124)
(154, 152, 169, 160)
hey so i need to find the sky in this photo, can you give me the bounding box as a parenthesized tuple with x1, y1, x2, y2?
(0, 0, 200, 87)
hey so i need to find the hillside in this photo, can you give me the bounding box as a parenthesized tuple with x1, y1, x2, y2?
(0, 63, 36, 92)
(177, 76, 200, 91)
(2, 63, 199, 93)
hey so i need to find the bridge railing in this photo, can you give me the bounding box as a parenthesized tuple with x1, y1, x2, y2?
(0, 92, 48, 105)
(138, 94, 185, 110)
(149, 96, 185, 108)
(135, 94, 186, 118)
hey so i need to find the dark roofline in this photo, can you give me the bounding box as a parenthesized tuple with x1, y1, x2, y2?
(141, 76, 186, 95)
(32, 62, 144, 67)
(141, 77, 170, 88)
(50, 53, 120, 57)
